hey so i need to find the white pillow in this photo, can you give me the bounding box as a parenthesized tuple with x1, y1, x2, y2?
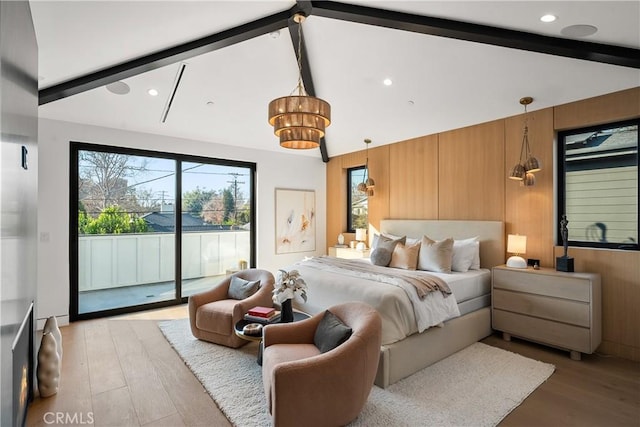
(452, 237, 480, 272)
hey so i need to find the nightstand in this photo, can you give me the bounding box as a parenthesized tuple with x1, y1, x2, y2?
(491, 265, 601, 360)
(328, 247, 370, 259)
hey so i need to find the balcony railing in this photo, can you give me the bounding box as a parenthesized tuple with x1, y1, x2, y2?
(78, 230, 250, 291)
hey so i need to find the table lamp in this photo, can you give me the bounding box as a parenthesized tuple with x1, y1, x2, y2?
(355, 228, 367, 251)
(506, 234, 527, 268)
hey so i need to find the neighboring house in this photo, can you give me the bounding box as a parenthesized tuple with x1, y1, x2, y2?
(141, 211, 231, 233)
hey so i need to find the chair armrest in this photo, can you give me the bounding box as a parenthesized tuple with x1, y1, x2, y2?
(263, 314, 323, 347)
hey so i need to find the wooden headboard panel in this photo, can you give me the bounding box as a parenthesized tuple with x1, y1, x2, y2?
(379, 219, 505, 269)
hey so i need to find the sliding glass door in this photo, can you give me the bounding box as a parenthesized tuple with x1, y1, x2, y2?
(180, 161, 253, 298)
(71, 143, 255, 320)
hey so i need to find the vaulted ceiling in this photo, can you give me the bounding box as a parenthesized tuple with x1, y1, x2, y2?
(32, 1, 640, 160)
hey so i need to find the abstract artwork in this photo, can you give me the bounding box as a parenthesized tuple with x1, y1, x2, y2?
(275, 189, 315, 254)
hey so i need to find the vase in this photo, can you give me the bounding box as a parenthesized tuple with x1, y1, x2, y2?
(37, 332, 60, 397)
(43, 316, 62, 362)
(280, 299, 294, 323)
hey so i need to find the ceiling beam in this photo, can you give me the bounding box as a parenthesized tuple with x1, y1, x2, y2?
(310, 1, 640, 69)
(38, 10, 291, 105)
(288, 6, 329, 162)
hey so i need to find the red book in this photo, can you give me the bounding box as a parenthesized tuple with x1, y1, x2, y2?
(247, 306, 275, 318)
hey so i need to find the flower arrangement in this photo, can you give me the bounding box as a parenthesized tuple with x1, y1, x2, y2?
(273, 269, 308, 304)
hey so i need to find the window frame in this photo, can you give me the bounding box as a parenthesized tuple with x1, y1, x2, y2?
(70, 141, 257, 320)
(557, 118, 639, 251)
(347, 166, 367, 233)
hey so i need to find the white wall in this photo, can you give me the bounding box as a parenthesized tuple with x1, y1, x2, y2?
(37, 118, 326, 326)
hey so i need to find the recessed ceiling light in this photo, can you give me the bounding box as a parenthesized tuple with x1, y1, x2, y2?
(270, 30, 280, 39)
(148, 88, 159, 96)
(105, 81, 130, 95)
(383, 78, 393, 86)
(408, 100, 415, 106)
(540, 14, 557, 23)
(206, 101, 214, 106)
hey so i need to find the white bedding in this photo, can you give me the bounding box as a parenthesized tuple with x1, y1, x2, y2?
(291, 257, 488, 345)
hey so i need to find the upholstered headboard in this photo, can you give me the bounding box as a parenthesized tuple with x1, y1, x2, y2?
(379, 219, 505, 269)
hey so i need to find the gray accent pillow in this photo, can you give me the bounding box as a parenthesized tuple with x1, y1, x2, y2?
(370, 247, 392, 266)
(373, 234, 406, 251)
(227, 276, 260, 300)
(314, 310, 353, 353)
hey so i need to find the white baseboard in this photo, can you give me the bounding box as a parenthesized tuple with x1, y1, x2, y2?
(36, 314, 70, 331)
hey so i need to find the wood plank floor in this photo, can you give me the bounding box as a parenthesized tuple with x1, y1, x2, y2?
(27, 305, 639, 426)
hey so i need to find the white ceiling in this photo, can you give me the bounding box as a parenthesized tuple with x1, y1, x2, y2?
(32, 1, 640, 158)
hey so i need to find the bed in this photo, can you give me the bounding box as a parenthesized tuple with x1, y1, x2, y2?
(291, 219, 504, 388)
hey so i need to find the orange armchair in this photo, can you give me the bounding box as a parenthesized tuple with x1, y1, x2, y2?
(262, 302, 382, 427)
(188, 269, 275, 348)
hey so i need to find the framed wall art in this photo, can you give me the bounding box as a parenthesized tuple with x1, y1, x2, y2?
(275, 188, 316, 254)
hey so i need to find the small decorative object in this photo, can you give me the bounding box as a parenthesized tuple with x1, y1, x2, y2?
(37, 332, 60, 397)
(273, 269, 307, 323)
(242, 323, 263, 337)
(238, 259, 248, 270)
(506, 234, 527, 268)
(337, 233, 345, 246)
(350, 241, 357, 249)
(43, 316, 62, 362)
(556, 214, 574, 272)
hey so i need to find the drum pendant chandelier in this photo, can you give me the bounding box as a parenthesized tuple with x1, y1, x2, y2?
(268, 14, 331, 149)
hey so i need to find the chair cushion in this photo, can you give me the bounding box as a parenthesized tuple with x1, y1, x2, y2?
(196, 300, 237, 335)
(227, 276, 260, 300)
(314, 311, 353, 353)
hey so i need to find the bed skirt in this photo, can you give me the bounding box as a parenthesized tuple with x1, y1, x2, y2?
(375, 306, 491, 388)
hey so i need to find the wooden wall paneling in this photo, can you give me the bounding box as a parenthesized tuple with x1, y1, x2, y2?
(505, 107, 555, 267)
(553, 247, 640, 362)
(325, 156, 344, 252)
(388, 135, 438, 219)
(438, 120, 505, 221)
(554, 87, 640, 131)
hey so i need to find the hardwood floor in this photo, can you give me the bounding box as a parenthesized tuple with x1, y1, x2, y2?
(27, 305, 639, 426)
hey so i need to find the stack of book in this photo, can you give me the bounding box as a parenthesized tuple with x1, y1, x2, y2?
(244, 306, 281, 324)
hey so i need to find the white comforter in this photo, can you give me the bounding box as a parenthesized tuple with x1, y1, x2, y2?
(291, 257, 460, 345)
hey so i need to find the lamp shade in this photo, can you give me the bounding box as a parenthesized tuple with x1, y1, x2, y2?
(506, 234, 527, 268)
(507, 234, 527, 254)
(355, 228, 367, 242)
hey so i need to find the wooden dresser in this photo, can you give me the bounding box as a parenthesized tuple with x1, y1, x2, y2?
(492, 265, 602, 360)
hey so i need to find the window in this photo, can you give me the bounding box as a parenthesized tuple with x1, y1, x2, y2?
(557, 119, 638, 250)
(347, 166, 368, 232)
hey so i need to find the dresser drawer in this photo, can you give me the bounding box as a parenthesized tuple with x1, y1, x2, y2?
(493, 309, 592, 353)
(493, 268, 590, 302)
(493, 289, 590, 327)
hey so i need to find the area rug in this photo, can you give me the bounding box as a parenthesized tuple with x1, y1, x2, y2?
(159, 319, 554, 427)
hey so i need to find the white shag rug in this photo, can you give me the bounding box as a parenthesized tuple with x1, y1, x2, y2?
(159, 319, 554, 427)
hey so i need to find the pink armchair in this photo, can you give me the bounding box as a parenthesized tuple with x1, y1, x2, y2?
(188, 269, 275, 348)
(262, 302, 382, 427)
